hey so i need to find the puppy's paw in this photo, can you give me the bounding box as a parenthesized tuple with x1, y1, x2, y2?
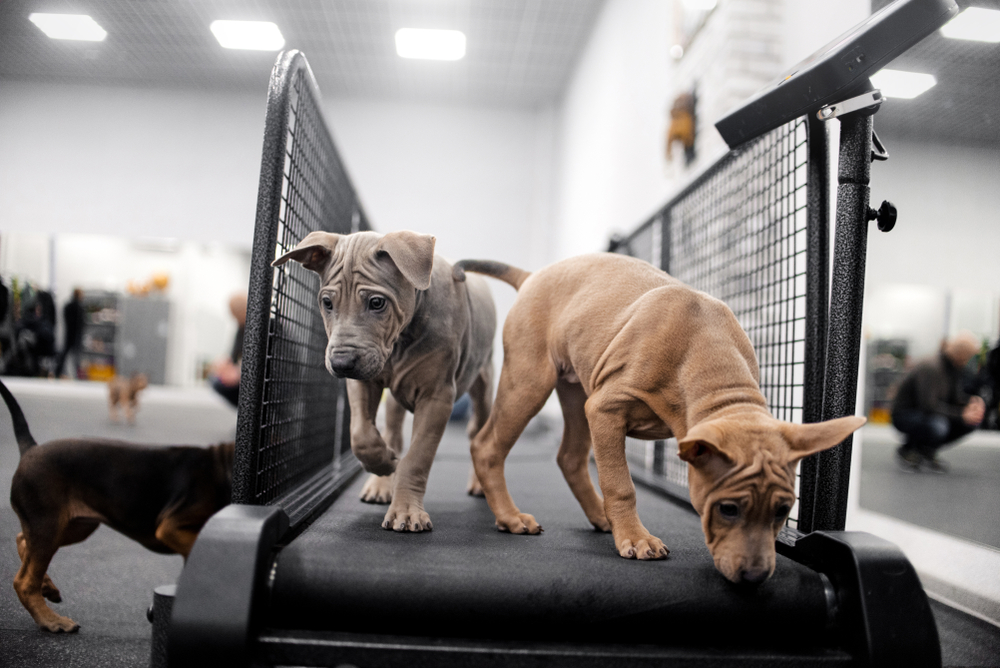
(41, 577, 62, 603)
(590, 516, 612, 533)
(39, 612, 79, 633)
(617, 534, 669, 560)
(359, 473, 393, 504)
(382, 503, 433, 532)
(496, 513, 542, 535)
(466, 467, 484, 497)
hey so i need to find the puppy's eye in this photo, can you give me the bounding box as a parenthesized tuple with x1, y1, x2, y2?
(368, 295, 387, 312)
(718, 502, 740, 519)
(321, 295, 333, 311)
(775, 504, 791, 521)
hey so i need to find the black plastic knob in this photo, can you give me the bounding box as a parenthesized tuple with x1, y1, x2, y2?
(867, 200, 897, 232)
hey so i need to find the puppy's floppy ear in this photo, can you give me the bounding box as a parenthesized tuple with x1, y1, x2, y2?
(376, 231, 436, 290)
(677, 421, 735, 468)
(271, 231, 341, 273)
(780, 415, 866, 463)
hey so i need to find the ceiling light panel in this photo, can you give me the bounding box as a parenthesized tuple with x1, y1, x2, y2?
(29, 13, 107, 41)
(870, 69, 937, 99)
(395, 28, 466, 61)
(940, 7, 1000, 43)
(210, 20, 285, 51)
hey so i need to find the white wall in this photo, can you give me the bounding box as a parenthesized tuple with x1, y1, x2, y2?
(782, 0, 872, 69)
(324, 98, 552, 270)
(0, 80, 264, 248)
(551, 0, 675, 260)
(549, 0, 872, 262)
(322, 97, 555, 371)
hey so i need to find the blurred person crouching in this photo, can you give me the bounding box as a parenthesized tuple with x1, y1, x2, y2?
(891, 331, 985, 473)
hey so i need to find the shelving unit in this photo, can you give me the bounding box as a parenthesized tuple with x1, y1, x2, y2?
(79, 290, 118, 381)
(865, 338, 908, 424)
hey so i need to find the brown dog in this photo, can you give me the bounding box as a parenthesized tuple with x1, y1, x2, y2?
(1, 379, 233, 632)
(108, 372, 149, 424)
(455, 254, 864, 584)
(272, 230, 496, 532)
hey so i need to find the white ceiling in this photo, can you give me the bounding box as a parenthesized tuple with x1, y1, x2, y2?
(0, 0, 605, 108)
(2, 0, 998, 144)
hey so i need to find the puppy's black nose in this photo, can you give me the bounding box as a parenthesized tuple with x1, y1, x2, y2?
(329, 352, 358, 376)
(740, 568, 770, 585)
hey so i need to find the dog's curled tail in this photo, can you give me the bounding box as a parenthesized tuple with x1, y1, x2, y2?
(452, 260, 531, 291)
(0, 378, 37, 456)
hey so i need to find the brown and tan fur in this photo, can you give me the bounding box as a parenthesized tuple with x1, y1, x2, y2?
(455, 254, 864, 583)
(272, 230, 496, 532)
(666, 92, 696, 161)
(108, 372, 149, 424)
(1, 379, 233, 632)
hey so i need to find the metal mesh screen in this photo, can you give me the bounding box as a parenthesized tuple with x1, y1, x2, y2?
(621, 118, 818, 528)
(234, 51, 363, 517)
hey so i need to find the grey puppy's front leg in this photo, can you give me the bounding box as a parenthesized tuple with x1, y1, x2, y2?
(347, 380, 398, 477)
(382, 388, 454, 532)
(359, 393, 406, 504)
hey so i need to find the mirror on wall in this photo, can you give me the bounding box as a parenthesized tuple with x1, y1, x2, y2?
(0, 231, 250, 388)
(860, 283, 1000, 549)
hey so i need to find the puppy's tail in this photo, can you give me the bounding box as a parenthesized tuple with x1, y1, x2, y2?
(0, 378, 37, 456)
(453, 260, 531, 291)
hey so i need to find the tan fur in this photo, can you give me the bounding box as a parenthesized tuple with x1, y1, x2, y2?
(107, 373, 149, 424)
(459, 253, 864, 583)
(273, 230, 496, 532)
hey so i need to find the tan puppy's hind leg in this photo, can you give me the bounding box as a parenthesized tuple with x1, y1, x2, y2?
(472, 359, 556, 535)
(586, 396, 668, 560)
(360, 393, 405, 504)
(465, 366, 493, 497)
(555, 381, 610, 532)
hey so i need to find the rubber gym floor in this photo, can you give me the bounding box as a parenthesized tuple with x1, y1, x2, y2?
(0, 378, 997, 667)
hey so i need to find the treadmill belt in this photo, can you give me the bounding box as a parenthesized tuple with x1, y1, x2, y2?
(267, 425, 831, 649)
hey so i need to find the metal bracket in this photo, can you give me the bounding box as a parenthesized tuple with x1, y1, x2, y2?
(816, 90, 884, 121)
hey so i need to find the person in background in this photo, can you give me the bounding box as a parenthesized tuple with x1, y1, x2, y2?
(891, 331, 985, 472)
(210, 293, 247, 408)
(56, 288, 85, 379)
(980, 338, 1000, 430)
(18, 298, 56, 377)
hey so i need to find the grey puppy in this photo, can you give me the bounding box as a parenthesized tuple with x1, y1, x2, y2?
(273, 230, 496, 532)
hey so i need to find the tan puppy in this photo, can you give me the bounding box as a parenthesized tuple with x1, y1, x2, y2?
(273, 230, 496, 532)
(108, 372, 149, 424)
(455, 254, 864, 584)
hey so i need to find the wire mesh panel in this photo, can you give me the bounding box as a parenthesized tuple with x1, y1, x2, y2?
(620, 118, 826, 530)
(233, 51, 364, 524)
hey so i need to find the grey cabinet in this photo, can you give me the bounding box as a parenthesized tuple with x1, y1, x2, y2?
(115, 296, 170, 385)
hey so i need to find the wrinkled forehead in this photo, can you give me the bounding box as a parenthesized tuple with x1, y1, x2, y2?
(321, 232, 397, 287)
(706, 447, 796, 505)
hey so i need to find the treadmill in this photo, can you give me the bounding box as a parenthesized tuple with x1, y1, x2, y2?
(162, 1, 959, 665)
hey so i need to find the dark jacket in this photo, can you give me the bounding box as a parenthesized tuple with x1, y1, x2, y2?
(892, 352, 972, 420)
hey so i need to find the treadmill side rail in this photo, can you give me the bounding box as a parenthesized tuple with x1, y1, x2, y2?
(167, 504, 289, 668)
(780, 530, 942, 668)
